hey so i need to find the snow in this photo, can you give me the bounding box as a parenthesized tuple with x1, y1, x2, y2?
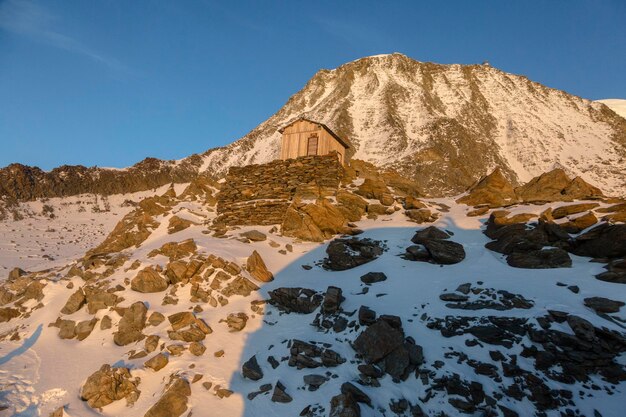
(596, 98, 626, 119)
(1, 196, 625, 417)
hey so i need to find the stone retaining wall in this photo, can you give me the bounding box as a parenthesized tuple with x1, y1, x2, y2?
(216, 155, 344, 226)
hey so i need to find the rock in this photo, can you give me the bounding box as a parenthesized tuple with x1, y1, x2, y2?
(168, 311, 197, 331)
(189, 342, 206, 356)
(281, 199, 350, 242)
(0, 307, 20, 323)
(167, 215, 193, 234)
(268, 287, 322, 314)
(113, 301, 148, 346)
(148, 312, 166, 326)
(60, 288, 86, 314)
(221, 276, 259, 297)
(131, 267, 169, 293)
(341, 382, 371, 405)
(506, 248, 572, 269)
(58, 319, 76, 339)
(404, 245, 430, 261)
(75, 318, 98, 341)
(145, 335, 160, 353)
(271, 381, 292, 403)
(355, 178, 393, 206)
(552, 203, 600, 219)
(411, 226, 451, 243)
(353, 319, 404, 363)
(439, 293, 469, 302)
(80, 364, 140, 408)
(516, 169, 602, 202)
(147, 239, 197, 260)
(567, 315, 596, 342)
(457, 168, 518, 208)
(224, 312, 248, 331)
(584, 297, 624, 313)
(240, 230, 267, 242)
(242, 355, 263, 381)
(100, 315, 112, 330)
(8, 267, 27, 280)
(322, 286, 344, 314)
(145, 353, 169, 371)
(405, 209, 436, 223)
(288, 339, 345, 368)
(246, 250, 274, 282)
(560, 211, 598, 233)
(336, 190, 368, 221)
(303, 374, 328, 390)
(144, 376, 191, 417)
(324, 237, 384, 271)
(404, 196, 427, 209)
(422, 239, 466, 264)
(360, 272, 387, 284)
(330, 393, 361, 417)
(571, 224, 626, 259)
(358, 305, 377, 326)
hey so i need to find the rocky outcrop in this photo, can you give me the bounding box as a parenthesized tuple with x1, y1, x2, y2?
(246, 250, 274, 282)
(457, 168, 518, 208)
(131, 267, 170, 293)
(515, 169, 603, 202)
(406, 226, 465, 265)
(80, 364, 140, 408)
(268, 287, 322, 314)
(144, 376, 191, 417)
(281, 199, 352, 242)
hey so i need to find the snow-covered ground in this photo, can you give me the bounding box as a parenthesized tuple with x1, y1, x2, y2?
(1, 196, 624, 417)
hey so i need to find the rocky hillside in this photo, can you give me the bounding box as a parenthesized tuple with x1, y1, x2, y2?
(199, 53, 626, 197)
(0, 156, 203, 202)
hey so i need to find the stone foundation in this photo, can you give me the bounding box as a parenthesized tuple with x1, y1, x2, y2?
(216, 155, 344, 226)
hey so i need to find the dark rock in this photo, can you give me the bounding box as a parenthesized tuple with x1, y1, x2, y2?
(358, 306, 376, 326)
(353, 319, 404, 363)
(456, 283, 471, 294)
(404, 245, 430, 261)
(268, 287, 322, 314)
(584, 297, 624, 313)
(571, 224, 626, 259)
(242, 355, 263, 381)
(439, 293, 469, 302)
(271, 381, 292, 403)
(324, 238, 384, 271)
(341, 382, 371, 406)
(303, 374, 328, 391)
(421, 239, 466, 264)
(411, 226, 450, 243)
(322, 286, 344, 314)
(506, 248, 572, 269)
(330, 393, 361, 417)
(360, 272, 387, 284)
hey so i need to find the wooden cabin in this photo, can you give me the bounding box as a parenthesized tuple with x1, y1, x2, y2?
(279, 118, 349, 165)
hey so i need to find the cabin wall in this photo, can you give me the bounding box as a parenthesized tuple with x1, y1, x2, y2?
(280, 120, 346, 164)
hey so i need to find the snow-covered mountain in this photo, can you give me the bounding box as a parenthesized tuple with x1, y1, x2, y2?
(1, 53, 625, 201)
(199, 53, 626, 197)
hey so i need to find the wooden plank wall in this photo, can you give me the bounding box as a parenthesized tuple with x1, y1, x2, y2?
(280, 120, 346, 164)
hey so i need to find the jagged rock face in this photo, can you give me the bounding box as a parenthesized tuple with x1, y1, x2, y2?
(198, 53, 626, 197)
(0, 156, 203, 201)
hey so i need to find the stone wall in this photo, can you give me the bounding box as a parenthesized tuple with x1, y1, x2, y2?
(216, 155, 344, 226)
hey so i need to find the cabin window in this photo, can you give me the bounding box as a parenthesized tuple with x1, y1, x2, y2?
(307, 135, 318, 156)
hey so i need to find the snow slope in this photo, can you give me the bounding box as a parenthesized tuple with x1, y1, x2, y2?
(1, 195, 625, 417)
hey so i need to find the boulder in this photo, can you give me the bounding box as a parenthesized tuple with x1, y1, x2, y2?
(584, 297, 624, 313)
(144, 376, 191, 417)
(80, 364, 140, 408)
(411, 226, 450, 243)
(281, 199, 350, 242)
(353, 319, 404, 363)
(336, 190, 368, 221)
(271, 381, 292, 403)
(421, 240, 466, 265)
(167, 216, 193, 234)
(322, 286, 344, 314)
(330, 394, 361, 417)
(60, 288, 86, 315)
(223, 312, 248, 332)
(75, 318, 98, 341)
(570, 224, 626, 258)
(456, 168, 518, 208)
(0, 307, 20, 323)
(240, 230, 267, 242)
(131, 267, 169, 293)
(113, 301, 148, 346)
(405, 209, 437, 224)
(560, 211, 598, 233)
(145, 353, 169, 371)
(360, 272, 387, 284)
(246, 250, 274, 282)
(552, 203, 600, 219)
(355, 178, 394, 206)
(516, 169, 603, 202)
(242, 355, 263, 381)
(324, 237, 384, 271)
(404, 245, 430, 261)
(268, 287, 322, 314)
(506, 248, 572, 269)
(341, 382, 371, 406)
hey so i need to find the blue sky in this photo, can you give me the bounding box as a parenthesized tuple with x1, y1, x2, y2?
(1, 1, 625, 170)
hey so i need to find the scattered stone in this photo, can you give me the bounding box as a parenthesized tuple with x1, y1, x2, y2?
(75, 318, 98, 341)
(584, 297, 624, 313)
(240, 230, 267, 242)
(131, 267, 169, 293)
(223, 312, 248, 331)
(60, 288, 86, 315)
(189, 342, 206, 356)
(303, 374, 328, 391)
(271, 381, 292, 403)
(322, 286, 344, 314)
(324, 237, 384, 271)
(246, 250, 274, 282)
(113, 301, 147, 346)
(144, 375, 191, 417)
(145, 353, 169, 372)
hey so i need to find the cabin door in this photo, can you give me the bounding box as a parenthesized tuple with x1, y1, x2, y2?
(307, 135, 319, 156)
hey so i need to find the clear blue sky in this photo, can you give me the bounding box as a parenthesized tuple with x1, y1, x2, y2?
(1, 1, 625, 170)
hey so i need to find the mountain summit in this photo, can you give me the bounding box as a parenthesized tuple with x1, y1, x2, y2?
(200, 53, 626, 196)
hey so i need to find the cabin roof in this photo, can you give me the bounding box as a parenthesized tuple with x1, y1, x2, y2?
(278, 117, 350, 149)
